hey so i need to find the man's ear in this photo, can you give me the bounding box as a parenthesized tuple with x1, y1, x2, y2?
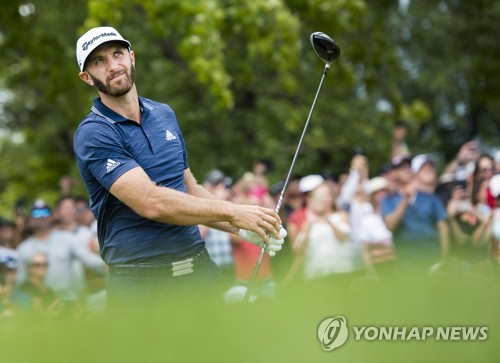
(130, 50, 135, 66)
(79, 71, 94, 86)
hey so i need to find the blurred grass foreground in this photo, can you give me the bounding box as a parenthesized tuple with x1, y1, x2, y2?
(1, 266, 499, 363)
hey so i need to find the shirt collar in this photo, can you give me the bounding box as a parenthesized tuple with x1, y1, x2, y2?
(91, 97, 151, 124)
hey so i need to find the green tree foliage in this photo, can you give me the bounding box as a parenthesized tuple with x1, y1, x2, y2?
(0, 0, 499, 212)
(396, 0, 500, 159)
(0, 0, 91, 211)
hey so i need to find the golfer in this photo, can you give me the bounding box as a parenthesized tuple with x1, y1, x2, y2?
(73, 27, 286, 306)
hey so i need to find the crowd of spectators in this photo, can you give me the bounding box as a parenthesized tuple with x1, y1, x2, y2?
(0, 195, 106, 320)
(194, 131, 500, 301)
(2, 124, 500, 319)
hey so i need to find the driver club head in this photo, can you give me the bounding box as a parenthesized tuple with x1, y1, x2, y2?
(310, 32, 341, 65)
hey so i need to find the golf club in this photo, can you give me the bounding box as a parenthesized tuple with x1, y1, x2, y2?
(244, 32, 341, 302)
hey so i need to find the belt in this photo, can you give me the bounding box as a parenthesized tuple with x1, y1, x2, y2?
(109, 248, 210, 277)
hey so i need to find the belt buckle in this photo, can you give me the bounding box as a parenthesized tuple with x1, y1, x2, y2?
(171, 257, 194, 277)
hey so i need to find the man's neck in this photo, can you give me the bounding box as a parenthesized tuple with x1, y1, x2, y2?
(100, 86, 141, 123)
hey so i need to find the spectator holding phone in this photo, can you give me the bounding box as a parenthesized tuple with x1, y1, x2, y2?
(382, 154, 449, 272)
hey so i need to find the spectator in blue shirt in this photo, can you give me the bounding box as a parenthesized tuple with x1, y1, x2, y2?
(382, 154, 449, 271)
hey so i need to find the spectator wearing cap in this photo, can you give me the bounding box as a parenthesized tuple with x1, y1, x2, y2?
(16, 200, 105, 302)
(199, 169, 235, 287)
(16, 200, 54, 285)
(285, 174, 324, 282)
(381, 154, 450, 271)
(0, 251, 31, 317)
(358, 177, 396, 276)
(411, 154, 439, 194)
(287, 175, 325, 246)
(287, 180, 357, 285)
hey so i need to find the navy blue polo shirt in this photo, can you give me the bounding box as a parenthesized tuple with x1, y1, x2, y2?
(73, 97, 204, 265)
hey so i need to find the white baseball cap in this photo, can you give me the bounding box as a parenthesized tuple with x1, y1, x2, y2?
(76, 26, 131, 71)
(299, 174, 324, 193)
(411, 154, 435, 174)
(367, 176, 389, 195)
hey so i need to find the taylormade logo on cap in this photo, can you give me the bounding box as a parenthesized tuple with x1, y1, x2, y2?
(82, 31, 119, 51)
(76, 26, 131, 71)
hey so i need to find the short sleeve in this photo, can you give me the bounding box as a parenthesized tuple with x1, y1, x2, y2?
(74, 121, 139, 191)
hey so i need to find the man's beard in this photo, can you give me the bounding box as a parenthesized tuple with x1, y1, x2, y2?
(88, 64, 136, 97)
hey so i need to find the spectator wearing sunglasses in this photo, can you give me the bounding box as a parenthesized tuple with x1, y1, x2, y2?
(16, 200, 105, 302)
(15, 200, 55, 286)
(15, 252, 58, 313)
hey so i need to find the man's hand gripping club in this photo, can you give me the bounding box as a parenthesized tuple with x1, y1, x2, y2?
(227, 203, 286, 257)
(239, 227, 287, 257)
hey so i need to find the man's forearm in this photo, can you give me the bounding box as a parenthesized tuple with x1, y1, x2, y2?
(110, 167, 281, 242)
(148, 187, 238, 226)
(184, 173, 239, 234)
(186, 185, 238, 231)
(203, 221, 239, 235)
(110, 168, 235, 225)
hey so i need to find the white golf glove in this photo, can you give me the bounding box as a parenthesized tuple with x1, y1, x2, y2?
(238, 227, 287, 257)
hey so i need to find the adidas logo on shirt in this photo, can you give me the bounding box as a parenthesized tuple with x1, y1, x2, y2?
(166, 130, 177, 141)
(106, 159, 120, 173)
